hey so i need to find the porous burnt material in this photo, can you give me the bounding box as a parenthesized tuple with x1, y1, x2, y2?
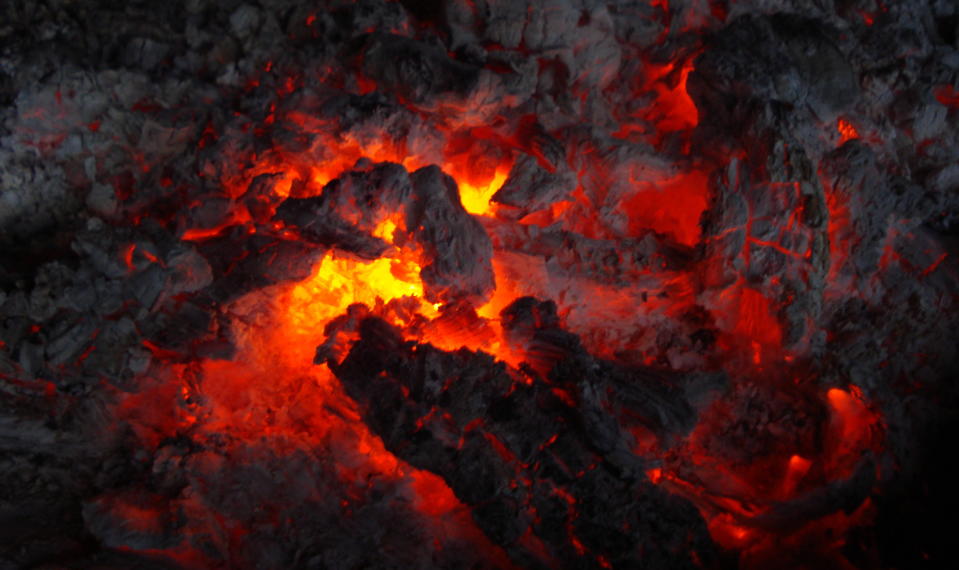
(327, 299, 721, 569)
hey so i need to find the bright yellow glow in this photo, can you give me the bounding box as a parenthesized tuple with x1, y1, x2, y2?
(285, 252, 425, 334)
(310, 166, 335, 188)
(457, 168, 509, 216)
(272, 173, 295, 198)
(372, 214, 401, 242)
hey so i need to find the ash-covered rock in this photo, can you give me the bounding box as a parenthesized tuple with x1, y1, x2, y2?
(492, 154, 577, 219)
(408, 166, 495, 304)
(275, 161, 412, 259)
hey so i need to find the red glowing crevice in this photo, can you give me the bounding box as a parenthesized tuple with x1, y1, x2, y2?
(935, 85, 959, 108)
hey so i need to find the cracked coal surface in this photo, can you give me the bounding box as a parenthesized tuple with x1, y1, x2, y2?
(2, 1, 959, 569)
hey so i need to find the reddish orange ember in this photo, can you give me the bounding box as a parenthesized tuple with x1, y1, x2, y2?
(837, 118, 859, 144)
(621, 168, 710, 246)
(935, 85, 959, 108)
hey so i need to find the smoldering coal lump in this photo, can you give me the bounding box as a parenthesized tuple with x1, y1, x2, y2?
(274, 161, 412, 259)
(408, 166, 495, 305)
(492, 154, 577, 218)
(327, 302, 718, 570)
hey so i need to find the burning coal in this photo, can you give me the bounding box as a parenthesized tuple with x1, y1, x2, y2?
(2, 1, 958, 569)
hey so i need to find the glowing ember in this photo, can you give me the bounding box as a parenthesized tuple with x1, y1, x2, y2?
(935, 85, 959, 108)
(621, 168, 710, 245)
(455, 167, 511, 216)
(285, 253, 429, 337)
(837, 118, 859, 144)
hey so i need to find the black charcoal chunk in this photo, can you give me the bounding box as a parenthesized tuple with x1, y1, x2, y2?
(408, 166, 495, 304)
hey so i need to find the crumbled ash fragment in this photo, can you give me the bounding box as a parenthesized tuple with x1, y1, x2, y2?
(359, 31, 533, 122)
(493, 154, 577, 217)
(487, 221, 695, 286)
(688, 13, 860, 162)
(196, 228, 327, 304)
(361, 33, 481, 105)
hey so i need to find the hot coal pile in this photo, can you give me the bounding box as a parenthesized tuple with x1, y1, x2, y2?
(2, 1, 959, 569)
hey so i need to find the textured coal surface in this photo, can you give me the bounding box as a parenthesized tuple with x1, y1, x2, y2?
(327, 299, 723, 569)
